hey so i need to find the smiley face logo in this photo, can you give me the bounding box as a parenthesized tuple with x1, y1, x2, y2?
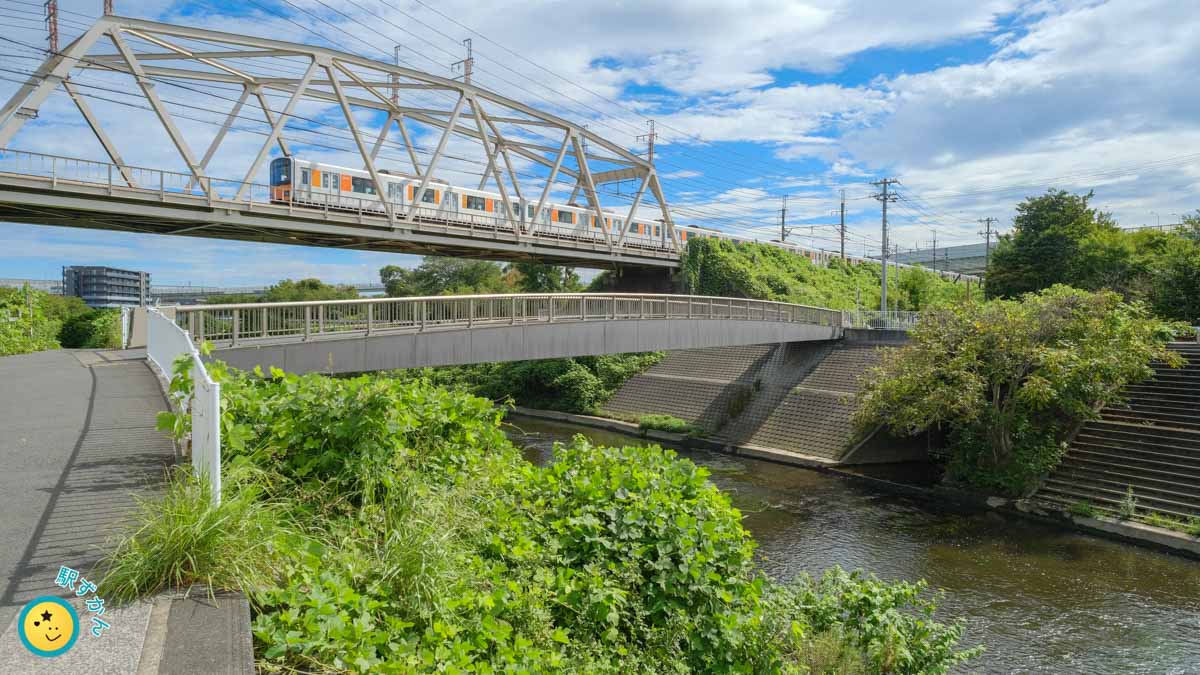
(17, 596, 78, 657)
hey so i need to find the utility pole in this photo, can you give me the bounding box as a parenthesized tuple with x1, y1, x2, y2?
(978, 217, 997, 273)
(779, 194, 789, 243)
(452, 39, 473, 85)
(44, 0, 58, 53)
(637, 120, 657, 165)
(871, 178, 900, 312)
(839, 189, 846, 260)
(930, 228, 937, 272)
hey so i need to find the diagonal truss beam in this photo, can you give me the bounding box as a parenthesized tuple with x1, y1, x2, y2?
(329, 60, 394, 223)
(404, 94, 465, 224)
(468, 96, 516, 234)
(234, 58, 317, 201)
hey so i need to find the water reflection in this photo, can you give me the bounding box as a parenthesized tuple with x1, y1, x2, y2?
(507, 417, 1200, 674)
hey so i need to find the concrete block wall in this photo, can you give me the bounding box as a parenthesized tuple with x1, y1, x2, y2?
(603, 339, 900, 462)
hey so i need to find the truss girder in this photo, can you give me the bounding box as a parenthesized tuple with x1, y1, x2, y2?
(0, 14, 677, 253)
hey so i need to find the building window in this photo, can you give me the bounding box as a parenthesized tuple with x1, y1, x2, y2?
(465, 195, 487, 210)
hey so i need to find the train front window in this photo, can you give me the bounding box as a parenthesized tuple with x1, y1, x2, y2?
(270, 159, 290, 186)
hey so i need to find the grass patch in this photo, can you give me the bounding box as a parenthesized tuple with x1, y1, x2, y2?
(637, 413, 705, 436)
(1067, 500, 1097, 518)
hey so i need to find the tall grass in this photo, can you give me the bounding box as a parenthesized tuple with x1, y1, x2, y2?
(99, 464, 295, 604)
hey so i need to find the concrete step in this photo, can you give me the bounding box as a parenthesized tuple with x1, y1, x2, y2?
(1034, 483, 1197, 521)
(1071, 441, 1200, 474)
(1039, 477, 1200, 518)
(1123, 395, 1200, 414)
(1057, 458, 1200, 500)
(1081, 420, 1200, 446)
(1123, 386, 1200, 403)
(1100, 408, 1200, 432)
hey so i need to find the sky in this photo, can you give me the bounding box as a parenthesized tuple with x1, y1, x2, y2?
(1, 0, 1198, 286)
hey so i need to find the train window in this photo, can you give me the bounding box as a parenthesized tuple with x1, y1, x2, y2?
(300, 168, 310, 186)
(387, 183, 403, 201)
(269, 158, 290, 186)
(556, 210, 574, 224)
(654, 225, 661, 237)
(351, 176, 376, 194)
(420, 189, 437, 203)
(465, 195, 486, 210)
(321, 172, 331, 188)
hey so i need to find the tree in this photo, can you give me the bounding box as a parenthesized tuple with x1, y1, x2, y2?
(380, 257, 512, 297)
(1151, 239, 1200, 324)
(986, 190, 1117, 298)
(856, 285, 1185, 495)
(511, 263, 582, 293)
(207, 278, 358, 304)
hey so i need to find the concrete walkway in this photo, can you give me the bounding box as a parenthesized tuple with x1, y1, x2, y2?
(0, 348, 176, 673)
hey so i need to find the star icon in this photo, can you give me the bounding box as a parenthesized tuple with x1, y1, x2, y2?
(40, 610, 52, 622)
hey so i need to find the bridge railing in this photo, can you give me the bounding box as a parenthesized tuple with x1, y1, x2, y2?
(843, 310, 921, 331)
(146, 307, 221, 506)
(173, 293, 843, 347)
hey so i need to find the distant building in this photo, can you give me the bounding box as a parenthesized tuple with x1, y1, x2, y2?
(62, 266, 150, 308)
(886, 242, 990, 277)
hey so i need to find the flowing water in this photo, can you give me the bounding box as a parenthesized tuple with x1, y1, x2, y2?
(507, 417, 1200, 674)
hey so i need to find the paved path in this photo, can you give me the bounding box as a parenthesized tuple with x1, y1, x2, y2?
(0, 348, 176, 673)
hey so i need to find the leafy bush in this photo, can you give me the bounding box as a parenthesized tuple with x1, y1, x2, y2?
(856, 286, 1186, 496)
(1068, 500, 1097, 518)
(117, 362, 978, 673)
(636, 413, 704, 436)
(59, 308, 121, 348)
(0, 286, 65, 356)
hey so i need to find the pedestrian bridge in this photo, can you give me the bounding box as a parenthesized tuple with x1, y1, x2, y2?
(165, 293, 844, 375)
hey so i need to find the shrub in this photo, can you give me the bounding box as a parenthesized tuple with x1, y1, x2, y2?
(59, 308, 122, 348)
(1068, 500, 1097, 518)
(1118, 487, 1138, 520)
(857, 285, 1186, 496)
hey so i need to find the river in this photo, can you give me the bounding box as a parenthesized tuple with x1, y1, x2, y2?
(507, 416, 1200, 674)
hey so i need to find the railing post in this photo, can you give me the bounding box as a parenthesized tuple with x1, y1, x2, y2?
(419, 301, 425, 332)
(261, 307, 268, 338)
(581, 296, 587, 321)
(304, 306, 311, 340)
(188, 311, 198, 343)
(549, 296, 555, 323)
(640, 296, 645, 319)
(367, 303, 374, 335)
(160, 171, 165, 201)
(318, 305, 325, 334)
(708, 297, 713, 318)
(467, 298, 474, 328)
(511, 296, 517, 325)
(231, 309, 239, 346)
(107, 163, 113, 195)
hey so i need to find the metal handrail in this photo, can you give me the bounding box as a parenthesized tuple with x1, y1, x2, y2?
(174, 292, 844, 347)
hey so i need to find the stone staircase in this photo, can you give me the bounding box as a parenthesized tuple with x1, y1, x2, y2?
(1035, 342, 1200, 519)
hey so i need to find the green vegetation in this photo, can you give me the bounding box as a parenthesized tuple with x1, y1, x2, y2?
(856, 286, 1185, 496)
(59, 308, 122, 348)
(1118, 487, 1138, 520)
(207, 278, 359, 304)
(386, 351, 664, 415)
(0, 285, 118, 356)
(636, 413, 704, 436)
(988, 191, 1200, 324)
(105, 360, 978, 673)
(1067, 500, 1097, 519)
(680, 238, 970, 311)
(380, 257, 582, 297)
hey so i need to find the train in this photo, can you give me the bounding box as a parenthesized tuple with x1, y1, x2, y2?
(267, 156, 962, 276)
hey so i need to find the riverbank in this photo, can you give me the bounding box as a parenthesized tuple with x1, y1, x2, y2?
(506, 415, 1200, 673)
(507, 407, 1200, 560)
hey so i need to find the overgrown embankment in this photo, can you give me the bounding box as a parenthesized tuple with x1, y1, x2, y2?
(855, 285, 1186, 497)
(680, 238, 970, 310)
(0, 286, 121, 356)
(101, 359, 979, 673)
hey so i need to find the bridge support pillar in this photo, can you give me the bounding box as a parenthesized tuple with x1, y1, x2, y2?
(593, 266, 677, 293)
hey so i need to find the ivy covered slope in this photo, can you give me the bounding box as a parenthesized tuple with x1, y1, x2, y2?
(680, 238, 970, 310)
(103, 363, 978, 674)
(855, 286, 1186, 496)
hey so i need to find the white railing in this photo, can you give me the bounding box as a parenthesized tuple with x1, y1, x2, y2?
(173, 293, 844, 347)
(843, 310, 921, 331)
(146, 308, 221, 506)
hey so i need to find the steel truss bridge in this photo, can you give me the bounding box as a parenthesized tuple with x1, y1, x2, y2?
(166, 292, 845, 374)
(0, 16, 684, 268)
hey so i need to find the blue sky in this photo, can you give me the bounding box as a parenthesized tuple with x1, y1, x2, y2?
(1, 0, 1198, 285)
